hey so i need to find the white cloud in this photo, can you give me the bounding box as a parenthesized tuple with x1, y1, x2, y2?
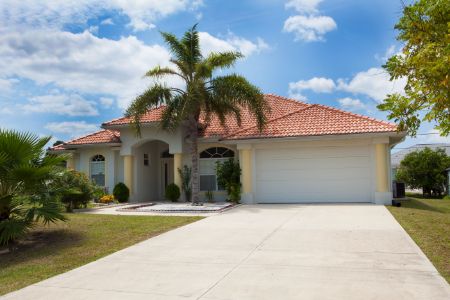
(22, 93, 98, 116)
(337, 67, 406, 102)
(287, 91, 308, 102)
(285, 0, 323, 14)
(284, 0, 336, 42)
(284, 15, 337, 42)
(0, 29, 174, 109)
(422, 129, 450, 144)
(289, 77, 335, 93)
(0, 0, 202, 32)
(100, 18, 114, 25)
(0, 78, 18, 92)
(100, 97, 114, 108)
(337, 97, 366, 111)
(199, 32, 269, 57)
(45, 121, 99, 138)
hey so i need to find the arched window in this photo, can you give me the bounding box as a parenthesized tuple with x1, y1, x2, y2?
(90, 154, 105, 186)
(199, 147, 234, 191)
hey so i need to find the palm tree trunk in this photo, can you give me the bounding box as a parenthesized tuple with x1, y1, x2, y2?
(189, 121, 200, 205)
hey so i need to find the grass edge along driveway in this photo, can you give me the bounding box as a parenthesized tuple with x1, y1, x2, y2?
(387, 197, 450, 283)
(0, 213, 203, 295)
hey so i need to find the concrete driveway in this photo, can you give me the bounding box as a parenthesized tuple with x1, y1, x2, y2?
(3, 205, 449, 300)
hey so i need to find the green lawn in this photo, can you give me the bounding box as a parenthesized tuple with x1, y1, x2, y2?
(387, 197, 450, 283)
(0, 213, 202, 295)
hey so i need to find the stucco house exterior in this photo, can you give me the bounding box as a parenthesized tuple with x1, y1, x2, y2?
(51, 94, 406, 205)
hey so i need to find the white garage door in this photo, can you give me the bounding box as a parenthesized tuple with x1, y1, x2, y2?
(255, 145, 372, 203)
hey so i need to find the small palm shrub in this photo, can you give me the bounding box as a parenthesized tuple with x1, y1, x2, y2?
(205, 190, 214, 203)
(216, 158, 242, 203)
(113, 182, 130, 203)
(0, 130, 67, 246)
(165, 183, 180, 202)
(178, 165, 192, 202)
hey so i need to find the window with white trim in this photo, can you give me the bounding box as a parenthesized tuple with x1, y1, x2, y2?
(199, 147, 234, 191)
(90, 154, 105, 186)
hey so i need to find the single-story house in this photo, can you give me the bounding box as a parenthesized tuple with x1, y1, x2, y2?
(51, 94, 406, 205)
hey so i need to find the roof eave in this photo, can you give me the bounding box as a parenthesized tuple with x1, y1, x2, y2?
(220, 131, 404, 144)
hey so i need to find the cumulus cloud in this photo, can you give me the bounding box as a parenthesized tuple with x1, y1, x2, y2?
(337, 97, 366, 111)
(199, 32, 269, 57)
(284, 15, 336, 42)
(284, 0, 336, 42)
(289, 77, 335, 93)
(337, 67, 406, 102)
(0, 29, 173, 109)
(45, 121, 99, 138)
(0, 0, 202, 32)
(22, 93, 99, 116)
(288, 67, 406, 104)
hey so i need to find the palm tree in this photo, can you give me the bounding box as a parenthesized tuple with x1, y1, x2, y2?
(126, 25, 269, 204)
(0, 130, 67, 246)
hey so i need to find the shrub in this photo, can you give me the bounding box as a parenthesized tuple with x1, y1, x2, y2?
(178, 165, 192, 202)
(113, 182, 130, 203)
(165, 183, 180, 202)
(444, 195, 450, 200)
(216, 158, 242, 203)
(99, 194, 115, 204)
(54, 170, 97, 212)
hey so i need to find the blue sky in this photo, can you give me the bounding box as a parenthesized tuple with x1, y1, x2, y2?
(0, 0, 448, 149)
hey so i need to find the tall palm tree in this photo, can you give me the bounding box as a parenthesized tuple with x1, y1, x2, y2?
(126, 25, 269, 204)
(0, 130, 67, 246)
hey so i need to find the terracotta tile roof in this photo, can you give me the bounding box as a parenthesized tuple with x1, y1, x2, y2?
(50, 130, 120, 150)
(102, 105, 166, 126)
(56, 94, 397, 149)
(221, 104, 397, 140)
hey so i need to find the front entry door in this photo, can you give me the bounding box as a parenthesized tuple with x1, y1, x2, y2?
(160, 158, 174, 199)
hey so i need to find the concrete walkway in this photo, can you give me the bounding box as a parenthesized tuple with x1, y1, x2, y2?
(3, 205, 449, 300)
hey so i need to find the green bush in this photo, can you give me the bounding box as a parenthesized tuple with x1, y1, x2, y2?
(444, 195, 450, 200)
(165, 183, 180, 202)
(216, 158, 241, 203)
(53, 170, 97, 212)
(113, 182, 130, 203)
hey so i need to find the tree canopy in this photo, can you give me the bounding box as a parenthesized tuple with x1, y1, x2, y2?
(396, 147, 450, 196)
(377, 0, 450, 136)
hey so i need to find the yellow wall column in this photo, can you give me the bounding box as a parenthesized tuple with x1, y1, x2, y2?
(66, 156, 75, 170)
(239, 149, 253, 203)
(173, 153, 182, 188)
(375, 143, 389, 192)
(123, 155, 134, 195)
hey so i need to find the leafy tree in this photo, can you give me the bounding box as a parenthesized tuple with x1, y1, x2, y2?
(216, 158, 242, 203)
(126, 25, 269, 204)
(396, 147, 450, 196)
(0, 130, 67, 246)
(377, 0, 450, 136)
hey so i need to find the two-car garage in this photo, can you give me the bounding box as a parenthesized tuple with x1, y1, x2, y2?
(253, 141, 374, 203)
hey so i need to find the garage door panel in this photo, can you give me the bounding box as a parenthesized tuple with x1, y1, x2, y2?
(255, 145, 372, 203)
(260, 146, 369, 159)
(256, 169, 370, 181)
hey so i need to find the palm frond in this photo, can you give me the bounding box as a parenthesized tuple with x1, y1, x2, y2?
(145, 66, 186, 80)
(210, 74, 269, 131)
(125, 84, 173, 135)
